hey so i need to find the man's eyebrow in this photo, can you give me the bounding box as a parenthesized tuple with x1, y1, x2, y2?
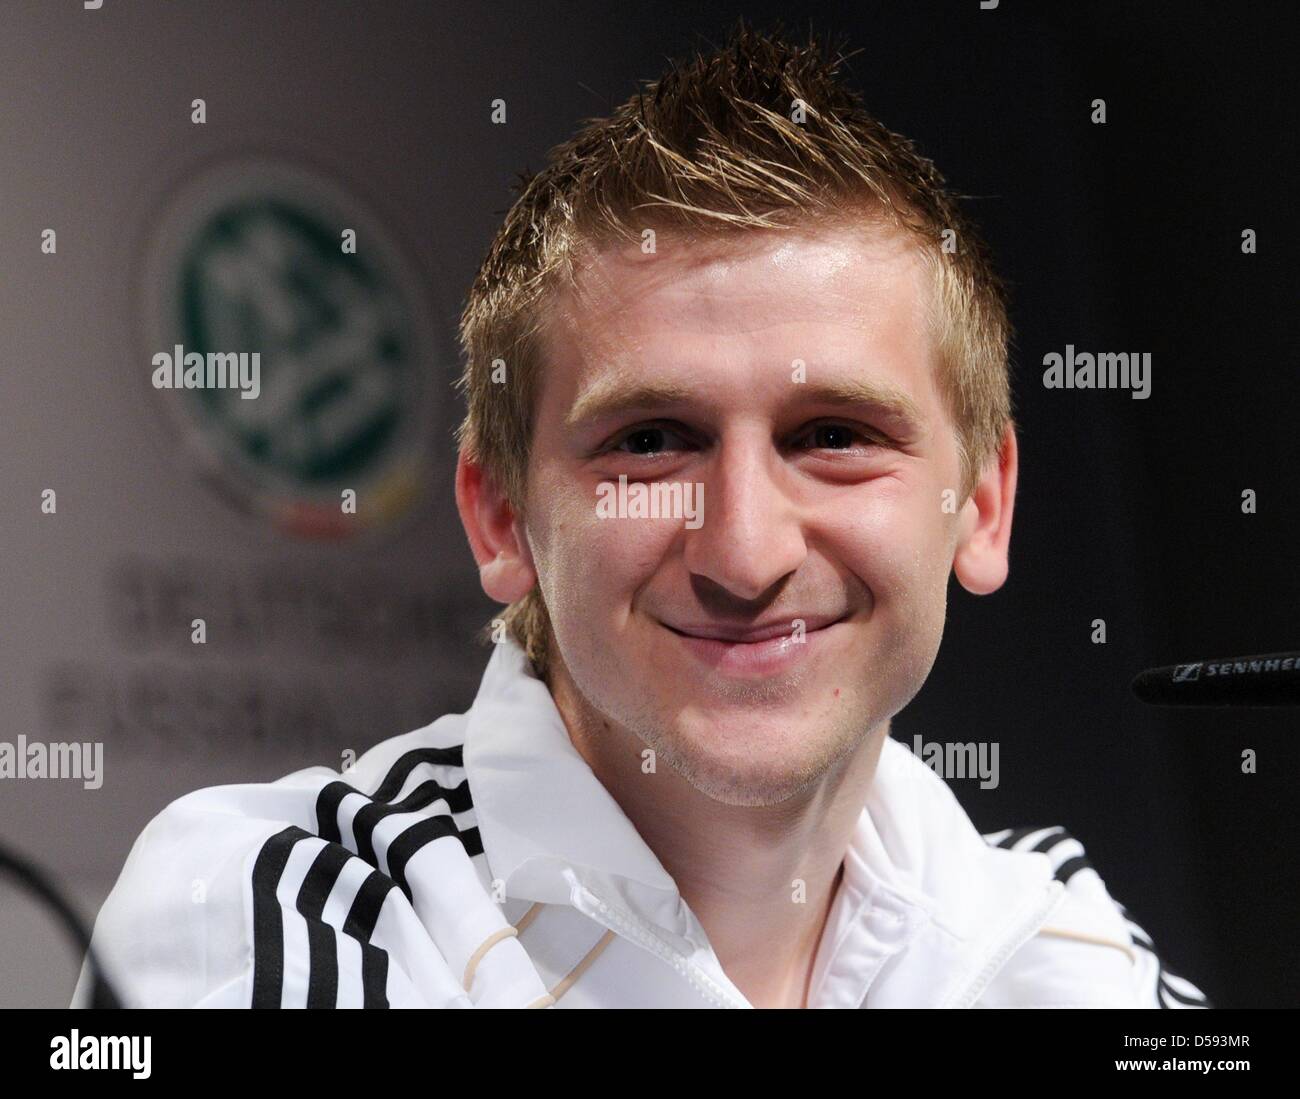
(795, 378, 925, 435)
(565, 376, 698, 429)
(564, 372, 926, 434)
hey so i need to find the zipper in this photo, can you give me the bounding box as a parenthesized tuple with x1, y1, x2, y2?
(571, 884, 750, 1008)
(943, 879, 1066, 1008)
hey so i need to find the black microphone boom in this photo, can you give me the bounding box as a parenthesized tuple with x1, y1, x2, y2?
(1131, 650, 1300, 707)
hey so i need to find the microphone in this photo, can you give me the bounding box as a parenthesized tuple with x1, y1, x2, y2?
(1131, 650, 1300, 707)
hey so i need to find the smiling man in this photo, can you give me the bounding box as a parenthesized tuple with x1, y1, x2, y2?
(76, 23, 1209, 1010)
(457, 219, 990, 1008)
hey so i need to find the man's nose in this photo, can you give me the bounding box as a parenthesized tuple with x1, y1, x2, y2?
(681, 433, 807, 603)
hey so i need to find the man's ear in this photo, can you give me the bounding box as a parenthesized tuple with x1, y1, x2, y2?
(454, 449, 538, 604)
(952, 423, 1018, 596)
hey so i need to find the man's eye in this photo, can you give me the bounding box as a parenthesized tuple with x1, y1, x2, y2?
(611, 425, 691, 456)
(796, 423, 877, 451)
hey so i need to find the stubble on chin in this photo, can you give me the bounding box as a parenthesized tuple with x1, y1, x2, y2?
(621, 674, 878, 808)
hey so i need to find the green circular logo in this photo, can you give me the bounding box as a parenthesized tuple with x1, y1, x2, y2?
(140, 156, 437, 538)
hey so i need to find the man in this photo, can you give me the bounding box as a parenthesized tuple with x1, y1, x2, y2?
(76, 24, 1208, 1009)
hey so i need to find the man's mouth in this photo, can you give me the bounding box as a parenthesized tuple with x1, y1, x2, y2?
(662, 613, 845, 644)
(660, 614, 847, 676)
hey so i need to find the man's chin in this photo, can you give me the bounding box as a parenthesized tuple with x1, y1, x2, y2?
(647, 657, 821, 711)
(644, 709, 855, 804)
(654, 743, 831, 807)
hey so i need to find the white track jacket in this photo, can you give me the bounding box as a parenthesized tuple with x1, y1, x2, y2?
(74, 637, 1210, 1009)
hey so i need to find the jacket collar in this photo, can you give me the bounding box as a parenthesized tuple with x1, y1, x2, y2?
(462, 637, 1061, 1006)
(808, 717, 1064, 1007)
(461, 637, 699, 948)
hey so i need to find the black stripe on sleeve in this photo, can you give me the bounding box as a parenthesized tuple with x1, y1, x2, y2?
(369, 746, 467, 803)
(1159, 975, 1209, 1007)
(1029, 826, 1069, 855)
(1128, 928, 1156, 952)
(359, 942, 390, 1008)
(342, 870, 398, 1009)
(315, 782, 355, 844)
(250, 825, 311, 1009)
(351, 778, 475, 867)
(1123, 907, 1212, 1009)
(386, 817, 483, 901)
(995, 824, 1045, 850)
(255, 743, 472, 1009)
(1053, 853, 1094, 886)
(343, 870, 396, 942)
(314, 746, 470, 848)
(296, 843, 350, 1009)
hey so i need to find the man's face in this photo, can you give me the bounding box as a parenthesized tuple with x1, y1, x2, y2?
(521, 220, 972, 805)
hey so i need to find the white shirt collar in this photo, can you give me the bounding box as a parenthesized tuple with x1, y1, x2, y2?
(462, 636, 698, 945)
(462, 637, 1060, 1006)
